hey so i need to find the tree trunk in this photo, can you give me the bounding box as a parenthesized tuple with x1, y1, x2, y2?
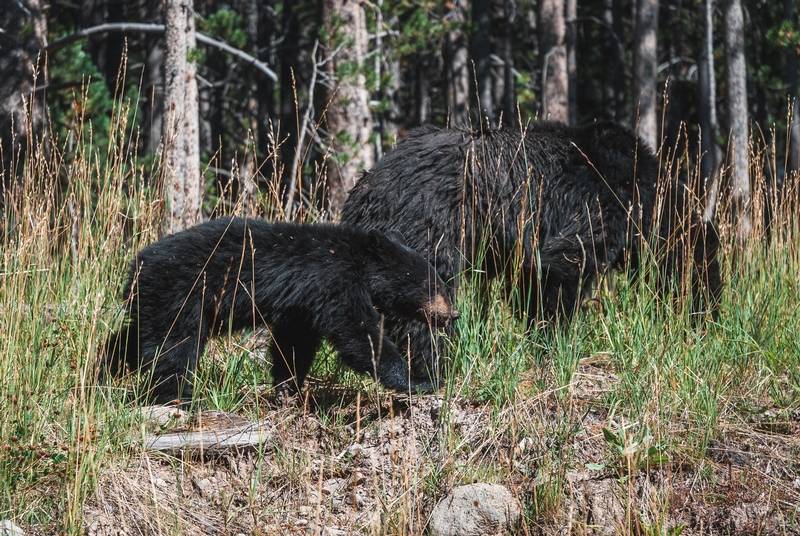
(447, 0, 470, 126)
(632, 0, 658, 151)
(787, 0, 800, 177)
(163, 0, 202, 233)
(373, 0, 385, 160)
(256, 0, 277, 161)
(0, 0, 47, 183)
(196, 0, 223, 192)
(601, 0, 626, 123)
(280, 0, 301, 208)
(183, 10, 201, 221)
(81, 0, 126, 95)
(722, 0, 751, 240)
(539, 0, 568, 122)
(664, 0, 684, 155)
(472, 0, 493, 124)
(502, 0, 516, 127)
(749, 0, 768, 139)
(163, 0, 187, 228)
(383, 54, 402, 150)
(322, 0, 375, 216)
(141, 0, 165, 158)
(414, 54, 431, 125)
(566, 0, 577, 126)
(698, 0, 722, 222)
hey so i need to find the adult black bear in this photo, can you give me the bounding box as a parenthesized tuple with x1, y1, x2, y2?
(341, 121, 722, 378)
(104, 217, 459, 402)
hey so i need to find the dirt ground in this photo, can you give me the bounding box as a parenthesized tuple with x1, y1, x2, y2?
(81, 362, 800, 535)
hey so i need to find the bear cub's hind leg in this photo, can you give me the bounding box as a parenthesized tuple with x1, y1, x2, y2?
(270, 328, 321, 400)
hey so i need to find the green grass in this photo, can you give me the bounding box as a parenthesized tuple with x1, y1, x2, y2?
(1, 97, 799, 534)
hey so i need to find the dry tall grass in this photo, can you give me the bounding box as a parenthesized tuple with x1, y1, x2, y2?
(1, 89, 799, 533)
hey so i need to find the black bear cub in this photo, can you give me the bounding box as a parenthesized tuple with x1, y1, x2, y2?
(103, 217, 459, 402)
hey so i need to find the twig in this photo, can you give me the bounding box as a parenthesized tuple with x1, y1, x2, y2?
(541, 46, 557, 119)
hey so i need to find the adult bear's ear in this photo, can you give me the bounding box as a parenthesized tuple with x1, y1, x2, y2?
(384, 229, 407, 246)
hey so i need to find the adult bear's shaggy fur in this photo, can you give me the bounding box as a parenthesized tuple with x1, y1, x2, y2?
(341, 121, 722, 377)
(103, 217, 458, 402)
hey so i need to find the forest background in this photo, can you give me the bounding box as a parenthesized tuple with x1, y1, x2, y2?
(3, 0, 797, 228)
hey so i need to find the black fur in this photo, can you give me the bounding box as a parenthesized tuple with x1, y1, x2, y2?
(341, 121, 722, 376)
(103, 217, 457, 402)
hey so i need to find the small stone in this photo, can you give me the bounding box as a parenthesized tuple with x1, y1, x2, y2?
(141, 405, 187, 430)
(428, 483, 522, 536)
(323, 478, 345, 495)
(347, 443, 365, 457)
(194, 477, 212, 495)
(430, 399, 444, 423)
(515, 437, 534, 455)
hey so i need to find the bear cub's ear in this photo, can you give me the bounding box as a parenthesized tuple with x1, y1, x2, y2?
(384, 229, 408, 246)
(367, 228, 407, 247)
(367, 229, 410, 259)
(367, 228, 383, 243)
(366, 229, 389, 252)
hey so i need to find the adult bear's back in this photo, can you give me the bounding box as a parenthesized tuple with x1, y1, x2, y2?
(341, 121, 658, 283)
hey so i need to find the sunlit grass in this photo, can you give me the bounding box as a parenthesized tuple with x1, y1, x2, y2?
(1, 84, 799, 532)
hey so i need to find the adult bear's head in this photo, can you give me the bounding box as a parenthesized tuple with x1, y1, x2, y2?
(363, 228, 459, 326)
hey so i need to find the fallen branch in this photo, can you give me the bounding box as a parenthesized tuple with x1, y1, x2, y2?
(144, 425, 274, 454)
(141, 408, 274, 455)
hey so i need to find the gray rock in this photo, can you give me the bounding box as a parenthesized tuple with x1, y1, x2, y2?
(0, 520, 24, 536)
(140, 404, 188, 431)
(429, 483, 522, 536)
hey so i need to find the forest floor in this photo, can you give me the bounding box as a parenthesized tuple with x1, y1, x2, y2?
(75, 357, 800, 536)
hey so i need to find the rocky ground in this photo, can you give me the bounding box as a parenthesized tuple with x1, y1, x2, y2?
(77, 360, 800, 535)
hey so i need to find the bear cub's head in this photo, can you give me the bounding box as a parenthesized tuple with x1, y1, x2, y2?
(365, 229, 459, 326)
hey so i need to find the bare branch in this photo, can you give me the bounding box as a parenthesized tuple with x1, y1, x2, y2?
(46, 22, 277, 82)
